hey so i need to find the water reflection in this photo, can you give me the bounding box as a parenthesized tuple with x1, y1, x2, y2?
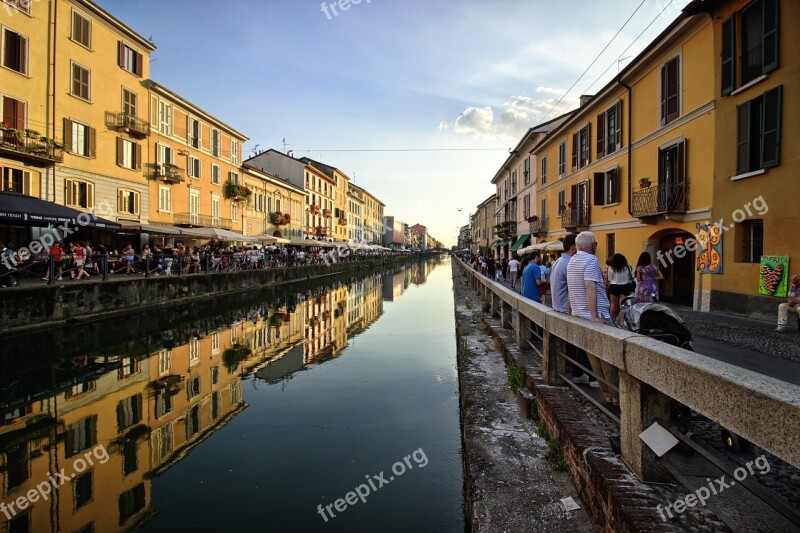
(0, 257, 445, 532)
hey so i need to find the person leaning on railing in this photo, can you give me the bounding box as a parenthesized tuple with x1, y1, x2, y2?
(776, 275, 800, 333)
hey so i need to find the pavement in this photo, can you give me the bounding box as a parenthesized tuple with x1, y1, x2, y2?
(481, 267, 800, 386)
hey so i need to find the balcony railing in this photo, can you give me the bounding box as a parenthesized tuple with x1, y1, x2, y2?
(151, 163, 185, 184)
(0, 130, 64, 166)
(315, 226, 328, 236)
(173, 213, 232, 230)
(529, 217, 549, 236)
(105, 111, 150, 137)
(493, 220, 517, 239)
(561, 206, 591, 230)
(338, 216, 347, 225)
(631, 181, 689, 220)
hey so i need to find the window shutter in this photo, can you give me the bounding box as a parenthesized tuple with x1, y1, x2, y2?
(117, 41, 124, 67)
(762, 0, 779, 73)
(610, 168, 619, 203)
(135, 143, 142, 170)
(593, 172, 604, 205)
(761, 85, 782, 168)
(134, 192, 139, 215)
(62, 118, 72, 151)
(677, 140, 687, 184)
(15, 100, 26, 130)
(721, 17, 736, 95)
(87, 182, 94, 208)
(736, 102, 750, 174)
(614, 102, 622, 151)
(659, 63, 668, 124)
(571, 132, 577, 170)
(88, 127, 96, 158)
(596, 112, 605, 159)
(134, 52, 143, 77)
(586, 123, 592, 164)
(116, 137, 124, 166)
(18, 35, 27, 75)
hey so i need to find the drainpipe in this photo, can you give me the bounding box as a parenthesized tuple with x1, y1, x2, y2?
(617, 76, 633, 217)
(48, 0, 58, 202)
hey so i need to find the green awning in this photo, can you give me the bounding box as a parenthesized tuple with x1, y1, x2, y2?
(510, 234, 530, 251)
(490, 239, 503, 248)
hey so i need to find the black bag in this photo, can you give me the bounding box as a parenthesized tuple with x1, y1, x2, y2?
(624, 266, 637, 294)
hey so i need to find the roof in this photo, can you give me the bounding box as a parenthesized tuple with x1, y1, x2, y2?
(241, 163, 307, 196)
(74, 0, 156, 52)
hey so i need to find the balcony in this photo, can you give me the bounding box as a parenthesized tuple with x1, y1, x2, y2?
(0, 130, 63, 166)
(315, 226, 329, 236)
(151, 163, 185, 184)
(529, 217, 549, 236)
(631, 181, 689, 222)
(105, 111, 150, 137)
(561, 206, 590, 231)
(173, 213, 232, 230)
(338, 216, 347, 225)
(493, 220, 516, 239)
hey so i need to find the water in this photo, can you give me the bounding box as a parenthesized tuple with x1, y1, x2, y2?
(0, 256, 465, 532)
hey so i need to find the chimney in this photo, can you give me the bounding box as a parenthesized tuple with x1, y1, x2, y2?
(579, 94, 594, 107)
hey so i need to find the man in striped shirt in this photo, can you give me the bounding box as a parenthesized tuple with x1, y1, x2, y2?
(567, 231, 616, 405)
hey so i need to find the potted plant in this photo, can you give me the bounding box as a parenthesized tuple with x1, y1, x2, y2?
(527, 215, 539, 223)
(640, 177, 652, 188)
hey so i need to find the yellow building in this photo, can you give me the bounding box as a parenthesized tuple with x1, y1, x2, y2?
(300, 157, 351, 242)
(362, 189, 385, 245)
(471, 194, 496, 254)
(241, 164, 307, 240)
(531, 4, 716, 307)
(304, 164, 334, 240)
(146, 81, 249, 239)
(347, 183, 366, 242)
(703, 0, 798, 318)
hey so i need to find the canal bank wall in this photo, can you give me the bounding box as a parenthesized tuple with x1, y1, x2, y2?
(1, 255, 428, 334)
(452, 261, 594, 532)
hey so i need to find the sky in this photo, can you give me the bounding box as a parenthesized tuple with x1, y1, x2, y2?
(96, 0, 692, 247)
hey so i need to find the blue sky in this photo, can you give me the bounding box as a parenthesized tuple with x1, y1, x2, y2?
(96, 0, 691, 246)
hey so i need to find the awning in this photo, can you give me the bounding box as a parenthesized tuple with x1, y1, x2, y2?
(252, 235, 290, 244)
(490, 239, 503, 248)
(120, 222, 183, 236)
(510, 234, 530, 251)
(0, 191, 121, 231)
(206, 228, 259, 243)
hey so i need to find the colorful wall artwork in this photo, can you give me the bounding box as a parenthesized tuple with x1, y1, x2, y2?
(759, 256, 789, 297)
(697, 223, 723, 274)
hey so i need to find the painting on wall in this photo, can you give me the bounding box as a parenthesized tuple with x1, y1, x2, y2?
(759, 256, 789, 297)
(697, 223, 723, 274)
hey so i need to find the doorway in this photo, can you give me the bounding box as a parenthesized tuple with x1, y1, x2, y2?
(658, 232, 694, 306)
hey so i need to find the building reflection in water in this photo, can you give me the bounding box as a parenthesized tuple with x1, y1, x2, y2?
(0, 258, 441, 532)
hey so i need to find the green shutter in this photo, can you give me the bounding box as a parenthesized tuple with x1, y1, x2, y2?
(736, 102, 751, 174)
(762, 0, 779, 73)
(721, 17, 736, 95)
(760, 85, 782, 168)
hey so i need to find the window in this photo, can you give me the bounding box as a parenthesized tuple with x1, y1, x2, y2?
(122, 440, 138, 476)
(571, 124, 591, 170)
(189, 191, 200, 223)
(231, 139, 240, 164)
(122, 88, 137, 117)
(116, 138, 141, 170)
(188, 118, 200, 149)
(116, 189, 139, 216)
(211, 195, 220, 226)
(187, 377, 200, 399)
(740, 220, 763, 263)
(231, 202, 238, 222)
(722, 0, 778, 94)
(558, 141, 566, 177)
(522, 194, 530, 219)
(211, 164, 220, 184)
(65, 120, 94, 157)
(523, 158, 530, 185)
(2, 0, 30, 14)
(2, 27, 28, 75)
(593, 168, 620, 206)
(188, 156, 201, 178)
(540, 198, 547, 220)
(2, 167, 30, 194)
(118, 484, 145, 526)
(228, 171, 239, 184)
(211, 129, 220, 156)
(607, 234, 616, 257)
(659, 56, 680, 125)
(557, 189, 566, 215)
(158, 186, 171, 212)
(65, 179, 94, 208)
(118, 42, 142, 76)
(597, 101, 622, 158)
(116, 395, 142, 432)
(737, 85, 782, 174)
(157, 143, 173, 165)
(158, 101, 172, 135)
(540, 156, 547, 185)
(511, 170, 517, 194)
(66, 416, 96, 458)
(71, 62, 90, 101)
(2, 95, 25, 130)
(71, 10, 91, 48)
(73, 471, 93, 509)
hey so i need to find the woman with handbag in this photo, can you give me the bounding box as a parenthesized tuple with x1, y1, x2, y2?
(607, 253, 635, 319)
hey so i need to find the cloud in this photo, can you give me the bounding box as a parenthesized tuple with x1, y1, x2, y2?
(451, 93, 577, 140)
(535, 86, 565, 96)
(438, 120, 451, 130)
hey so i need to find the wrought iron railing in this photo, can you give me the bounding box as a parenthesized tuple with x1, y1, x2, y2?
(105, 111, 150, 137)
(173, 213, 232, 230)
(0, 131, 64, 164)
(561, 206, 590, 229)
(493, 220, 517, 239)
(630, 182, 689, 218)
(151, 163, 185, 183)
(529, 217, 549, 235)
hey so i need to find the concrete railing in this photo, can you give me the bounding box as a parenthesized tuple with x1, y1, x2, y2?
(456, 259, 800, 480)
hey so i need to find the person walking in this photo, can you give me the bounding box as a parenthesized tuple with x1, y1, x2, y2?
(501, 256, 508, 281)
(567, 231, 616, 406)
(540, 259, 551, 304)
(44, 242, 65, 281)
(634, 252, 663, 303)
(508, 254, 521, 290)
(73, 242, 90, 280)
(607, 253, 635, 319)
(486, 255, 496, 281)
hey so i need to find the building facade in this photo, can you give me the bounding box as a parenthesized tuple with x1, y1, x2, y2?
(241, 164, 306, 240)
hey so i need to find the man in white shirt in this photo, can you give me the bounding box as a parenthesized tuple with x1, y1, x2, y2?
(507, 255, 521, 290)
(567, 231, 616, 405)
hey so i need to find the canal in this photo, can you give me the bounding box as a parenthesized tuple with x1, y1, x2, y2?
(0, 256, 465, 532)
